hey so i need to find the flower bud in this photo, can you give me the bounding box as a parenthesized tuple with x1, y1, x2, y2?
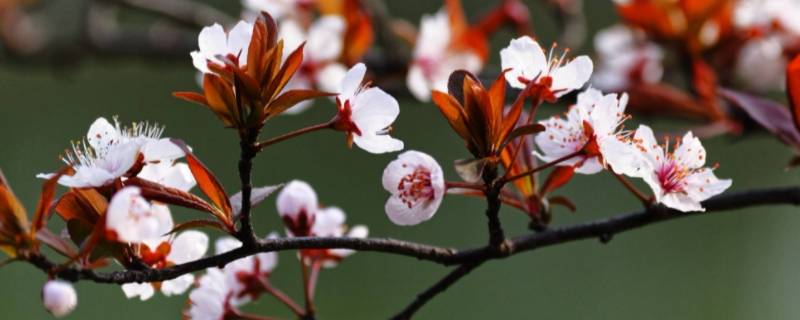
(276, 180, 317, 236)
(42, 280, 77, 318)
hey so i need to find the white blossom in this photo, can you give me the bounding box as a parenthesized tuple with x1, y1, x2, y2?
(500, 36, 593, 97)
(534, 88, 640, 175)
(406, 9, 482, 101)
(336, 63, 404, 154)
(592, 24, 664, 91)
(191, 21, 254, 74)
(382, 150, 445, 225)
(629, 125, 732, 212)
(42, 280, 77, 318)
(276, 180, 317, 236)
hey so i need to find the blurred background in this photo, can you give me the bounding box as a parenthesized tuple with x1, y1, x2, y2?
(2, 0, 800, 319)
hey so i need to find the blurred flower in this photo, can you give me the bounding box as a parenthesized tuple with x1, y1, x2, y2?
(500, 36, 593, 101)
(406, 8, 482, 101)
(191, 21, 253, 74)
(382, 150, 445, 226)
(276, 180, 317, 236)
(37, 117, 184, 188)
(185, 268, 233, 320)
(278, 16, 348, 114)
(592, 24, 664, 91)
(106, 187, 173, 244)
(734, 0, 800, 35)
(241, 0, 313, 21)
(630, 125, 732, 212)
(535, 88, 639, 175)
(305, 207, 368, 266)
(122, 230, 209, 300)
(735, 36, 787, 92)
(214, 235, 277, 303)
(42, 280, 77, 318)
(137, 161, 196, 192)
(333, 63, 404, 154)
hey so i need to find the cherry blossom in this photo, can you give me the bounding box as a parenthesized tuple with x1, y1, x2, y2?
(42, 280, 77, 318)
(214, 236, 278, 303)
(592, 24, 664, 91)
(138, 161, 196, 192)
(276, 180, 318, 236)
(534, 88, 640, 175)
(185, 268, 234, 320)
(106, 187, 174, 244)
(191, 21, 254, 74)
(406, 9, 482, 101)
(121, 230, 209, 300)
(37, 117, 184, 188)
(382, 150, 445, 226)
(334, 63, 404, 154)
(629, 125, 732, 212)
(734, 0, 800, 35)
(278, 16, 348, 114)
(500, 36, 593, 99)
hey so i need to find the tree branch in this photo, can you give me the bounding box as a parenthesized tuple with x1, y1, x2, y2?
(22, 186, 800, 292)
(389, 262, 483, 320)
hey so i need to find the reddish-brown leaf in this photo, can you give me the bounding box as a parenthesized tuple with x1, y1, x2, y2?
(0, 170, 28, 251)
(265, 89, 336, 120)
(267, 42, 305, 100)
(167, 219, 227, 235)
(36, 229, 77, 258)
(203, 74, 237, 126)
(503, 123, 545, 148)
(540, 166, 575, 195)
(171, 139, 233, 222)
(31, 166, 71, 235)
(173, 91, 209, 106)
(721, 88, 800, 150)
(55, 189, 106, 223)
(548, 195, 577, 212)
(341, 0, 374, 65)
(787, 55, 800, 135)
(124, 177, 218, 216)
(432, 90, 471, 142)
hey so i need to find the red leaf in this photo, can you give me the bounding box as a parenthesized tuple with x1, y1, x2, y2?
(172, 91, 208, 106)
(167, 219, 227, 235)
(124, 177, 218, 216)
(721, 88, 800, 150)
(787, 55, 800, 134)
(265, 89, 335, 120)
(170, 139, 233, 223)
(540, 166, 575, 195)
(31, 166, 71, 235)
(548, 195, 576, 212)
(36, 229, 77, 258)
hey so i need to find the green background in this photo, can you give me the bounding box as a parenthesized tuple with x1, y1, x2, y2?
(2, 0, 799, 319)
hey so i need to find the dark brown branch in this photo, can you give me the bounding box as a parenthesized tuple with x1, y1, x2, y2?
(24, 186, 800, 287)
(236, 129, 259, 245)
(389, 262, 483, 320)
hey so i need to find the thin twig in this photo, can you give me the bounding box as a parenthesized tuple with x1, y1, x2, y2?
(389, 262, 483, 320)
(259, 277, 306, 317)
(255, 122, 333, 151)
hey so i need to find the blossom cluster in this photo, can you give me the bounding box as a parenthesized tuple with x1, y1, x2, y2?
(4, 1, 781, 319)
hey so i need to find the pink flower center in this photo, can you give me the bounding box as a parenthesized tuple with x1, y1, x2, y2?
(397, 167, 435, 208)
(656, 160, 688, 194)
(335, 99, 362, 136)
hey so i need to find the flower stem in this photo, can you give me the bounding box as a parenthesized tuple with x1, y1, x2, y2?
(300, 258, 316, 317)
(611, 172, 652, 206)
(258, 277, 306, 317)
(256, 121, 334, 151)
(502, 149, 583, 184)
(308, 259, 321, 298)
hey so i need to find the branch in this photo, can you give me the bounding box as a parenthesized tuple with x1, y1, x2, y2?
(23, 186, 800, 287)
(389, 262, 483, 320)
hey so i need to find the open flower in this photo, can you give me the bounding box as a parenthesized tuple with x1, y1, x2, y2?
(592, 24, 664, 91)
(137, 161, 196, 192)
(106, 187, 173, 243)
(276, 180, 317, 236)
(534, 88, 639, 175)
(278, 16, 348, 114)
(333, 63, 404, 154)
(122, 230, 209, 300)
(214, 236, 277, 303)
(735, 36, 787, 92)
(406, 8, 482, 101)
(630, 125, 732, 212)
(38, 117, 184, 188)
(42, 280, 77, 318)
(185, 268, 234, 320)
(382, 150, 445, 226)
(191, 21, 253, 74)
(500, 36, 593, 101)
